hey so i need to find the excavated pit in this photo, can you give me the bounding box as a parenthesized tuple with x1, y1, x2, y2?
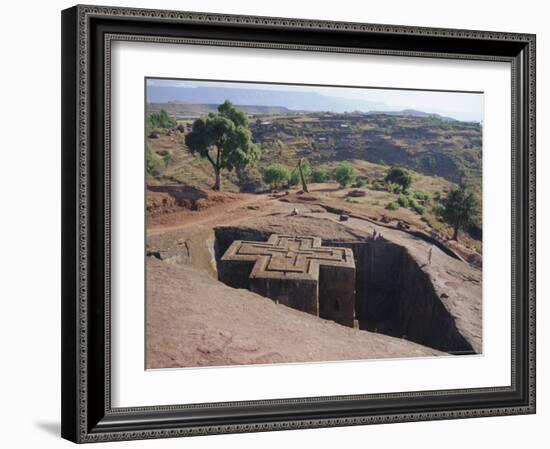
(214, 227, 474, 355)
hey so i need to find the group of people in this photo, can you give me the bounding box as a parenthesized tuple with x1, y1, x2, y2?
(371, 229, 383, 241)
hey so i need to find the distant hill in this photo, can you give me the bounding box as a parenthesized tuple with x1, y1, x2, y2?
(147, 101, 296, 118)
(368, 109, 458, 122)
(146, 85, 386, 113)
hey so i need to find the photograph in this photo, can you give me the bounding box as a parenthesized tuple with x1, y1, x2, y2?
(145, 78, 484, 369)
(57, 3, 536, 443)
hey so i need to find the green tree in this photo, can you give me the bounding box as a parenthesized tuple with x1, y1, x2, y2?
(385, 166, 412, 191)
(147, 109, 177, 130)
(311, 167, 328, 183)
(263, 164, 290, 189)
(333, 162, 355, 188)
(441, 186, 477, 240)
(185, 100, 261, 191)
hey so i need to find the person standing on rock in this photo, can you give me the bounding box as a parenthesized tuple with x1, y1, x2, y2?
(428, 245, 434, 265)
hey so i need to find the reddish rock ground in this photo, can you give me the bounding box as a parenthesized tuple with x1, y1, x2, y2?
(146, 258, 442, 369)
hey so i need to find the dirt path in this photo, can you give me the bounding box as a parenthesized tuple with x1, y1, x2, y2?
(147, 193, 271, 236)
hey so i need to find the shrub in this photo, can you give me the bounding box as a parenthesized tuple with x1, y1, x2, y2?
(368, 182, 386, 191)
(352, 177, 368, 188)
(262, 164, 290, 189)
(388, 183, 403, 194)
(311, 167, 328, 183)
(385, 166, 412, 191)
(397, 193, 410, 208)
(289, 160, 312, 186)
(413, 190, 431, 201)
(409, 198, 425, 215)
(386, 202, 400, 211)
(333, 162, 355, 188)
(289, 170, 300, 186)
(433, 190, 441, 201)
(147, 109, 177, 130)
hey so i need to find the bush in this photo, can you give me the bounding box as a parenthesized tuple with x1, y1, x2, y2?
(352, 177, 368, 188)
(368, 182, 386, 191)
(333, 162, 355, 188)
(147, 109, 177, 130)
(433, 190, 441, 201)
(409, 198, 425, 215)
(289, 170, 300, 186)
(397, 193, 410, 208)
(385, 166, 412, 191)
(289, 160, 312, 186)
(386, 202, 400, 210)
(413, 190, 431, 201)
(311, 167, 328, 183)
(262, 164, 290, 189)
(388, 183, 403, 194)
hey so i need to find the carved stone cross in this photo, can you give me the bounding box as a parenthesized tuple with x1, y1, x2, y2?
(219, 234, 356, 327)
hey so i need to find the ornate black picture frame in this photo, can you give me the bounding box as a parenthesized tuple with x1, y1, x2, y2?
(61, 4, 536, 443)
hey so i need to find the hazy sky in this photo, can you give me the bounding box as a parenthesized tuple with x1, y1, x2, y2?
(147, 78, 483, 122)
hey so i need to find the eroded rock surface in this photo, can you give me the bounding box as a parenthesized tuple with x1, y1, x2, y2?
(146, 257, 443, 368)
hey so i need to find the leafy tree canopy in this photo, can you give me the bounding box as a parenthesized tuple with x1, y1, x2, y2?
(333, 162, 355, 188)
(263, 164, 290, 189)
(311, 167, 328, 183)
(441, 185, 478, 240)
(385, 166, 412, 191)
(185, 100, 261, 190)
(148, 109, 177, 131)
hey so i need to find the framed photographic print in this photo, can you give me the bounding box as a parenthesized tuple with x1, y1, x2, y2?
(61, 4, 536, 443)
